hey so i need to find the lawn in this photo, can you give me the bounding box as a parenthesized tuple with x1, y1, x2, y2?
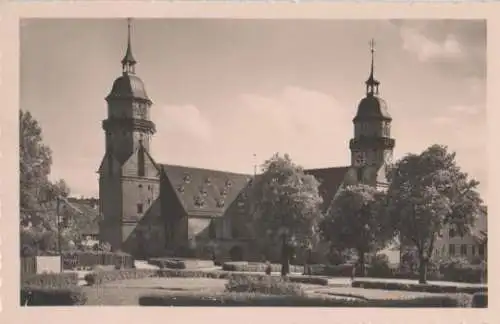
(81, 276, 467, 305)
(83, 277, 227, 305)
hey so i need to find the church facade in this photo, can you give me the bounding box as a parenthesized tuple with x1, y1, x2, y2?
(98, 23, 396, 261)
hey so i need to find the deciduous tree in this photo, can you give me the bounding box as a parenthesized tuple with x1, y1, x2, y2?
(20, 110, 79, 254)
(320, 184, 392, 276)
(386, 145, 485, 283)
(247, 153, 323, 276)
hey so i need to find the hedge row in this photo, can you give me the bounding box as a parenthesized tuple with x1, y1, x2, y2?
(440, 264, 486, 283)
(472, 292, 488, 307)
(308, 263, 483, 283)
(62, 251, 134, 270)
(21, 287, 87, 306)
(222, 261, 304, 273)
(138, 292, 473, 307)
(21, 273, 79, 288)
(352, 280, 487, 295)
(148, 258, 214, 270)
(83, 268, 329, 286)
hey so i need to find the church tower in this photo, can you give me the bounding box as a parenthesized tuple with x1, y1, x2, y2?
(99, 19, 162, 254)
(349, 40, 395, 188)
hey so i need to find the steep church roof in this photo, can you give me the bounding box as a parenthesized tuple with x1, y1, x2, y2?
(305, 166, 350, 211)
(160, 164, 252, 217)
(160, 163, 349, 217)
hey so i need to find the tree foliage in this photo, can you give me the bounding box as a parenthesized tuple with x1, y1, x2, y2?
(386, 145, 485, 283)
(246, 153, 323, 274)
(19, 110, 81, 255)
(320, 184, 393, 274)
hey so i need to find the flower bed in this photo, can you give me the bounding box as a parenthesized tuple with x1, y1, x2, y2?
(148, 258, 214, 270)
(22, 273, 79, 288)
(84, 269, 157, 285)
(138, 291, 472, 307)
(222, 261, 304, 273)
(225, 275, 305, 296)
(83, 268, 329, 286)
(351, 280, 487, 295)
(62, 251, 134, 270)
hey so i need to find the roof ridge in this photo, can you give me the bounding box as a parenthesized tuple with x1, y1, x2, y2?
(161, 163, 252, 176)
(305, 165, 350, 171)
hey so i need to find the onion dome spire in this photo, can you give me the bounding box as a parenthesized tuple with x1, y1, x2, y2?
(121, 18, 136, 75)
(365, 39, 380, 96)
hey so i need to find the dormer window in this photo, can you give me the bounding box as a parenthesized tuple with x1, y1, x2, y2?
(200, 187, 208, 197)
(177, 185, 185, 193)
(183, 174, 191, 183)
(225, 180, 232, 187)
(205, 177, 211, 185)
(220, 189, 228, 197)
(194, 195, 205, 207)
(216, 199, 225, 208)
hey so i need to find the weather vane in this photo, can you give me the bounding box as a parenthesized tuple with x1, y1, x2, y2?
(370, 38, 376, 53)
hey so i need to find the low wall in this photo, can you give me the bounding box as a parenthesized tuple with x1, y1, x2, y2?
(36, 256, 61, 274)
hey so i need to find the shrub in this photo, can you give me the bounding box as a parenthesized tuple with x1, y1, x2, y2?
(367, 254, 393, 278)
(62, 251, 134, 270)
(438, 259, 486, 283)
(21, 287, 87, 306)
(21, 273, 79, 288)
(352, 280, 487, 295)
(138, 292, 472, 307)
(225, 276, 305, 296)
(307, 263, 362, 277)
(222, 261, 304, 273)
(369, 294, 472, 308)
(472, 292, 487, 308)
(139, 292, 367, 307)
(148, 258, 214, 270)
(289, 276, 329, 286)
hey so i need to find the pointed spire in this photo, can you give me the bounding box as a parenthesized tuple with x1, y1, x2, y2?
(121, 18, 137, 75)
(365, 38, 380, 96)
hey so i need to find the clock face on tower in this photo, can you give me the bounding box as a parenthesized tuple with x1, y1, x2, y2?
(134, 103, 147, 119)
(353, 151, 366, 167)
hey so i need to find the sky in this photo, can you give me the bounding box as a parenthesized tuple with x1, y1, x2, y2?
(20, 19, 487, 200)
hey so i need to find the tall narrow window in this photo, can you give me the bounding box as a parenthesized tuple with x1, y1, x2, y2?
(137, 203, 143, 214)
(449, 244, 455, 256)
(471, 245, 476, 256)
(460, 244, 467, 256)
(479, 244, 485, 257)
(138, 147, 145, 177)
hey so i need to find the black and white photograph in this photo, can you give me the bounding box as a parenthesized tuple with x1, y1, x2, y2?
(18, 17, 488, 307)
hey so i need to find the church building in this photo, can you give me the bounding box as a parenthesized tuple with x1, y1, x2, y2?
(98, 21, 396, 261)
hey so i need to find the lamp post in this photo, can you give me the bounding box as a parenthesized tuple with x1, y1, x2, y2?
(56, 196, 63, 272)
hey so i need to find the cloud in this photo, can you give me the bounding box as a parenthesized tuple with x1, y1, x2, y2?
(449, 105, 481, 116)
(400, 27, 464, 62)
(154, 104, 213, 142)
(430, 116, 455, 126)
(150, 86, 353, 172)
